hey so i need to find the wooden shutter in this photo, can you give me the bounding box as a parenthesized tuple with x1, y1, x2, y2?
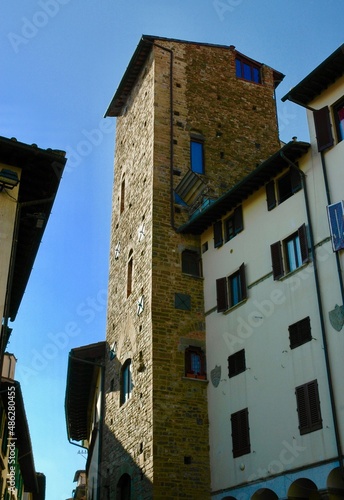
(296, 380, 322, 435)
(213, 220, 223, 248)
(298, 224, 309, 264)
(314, 106, 334, 152)
(266, 181, 276, 211)
(289, 316, 311, 349)
(228, 349, 246, 378)
(216, 277, 228, 312)
(231, 408, 250, 457)
(270, 241, 284, 280)
(234, 206, 244, 233)
(239, 263, 247, 300)
(291, 167, 302, 194)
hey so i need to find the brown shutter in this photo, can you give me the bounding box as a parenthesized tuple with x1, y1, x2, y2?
(270, 241, 284, 280)
(231, 408, 250, 458)
(234, 206, 244, 233)
(266, 181, 276, 211)
(239, 263, 247, 300)
(291, 168, 302, 194)
(216, 277, 228, 312)
(296, 380, 322, 435)
(213, 220, 223, 248)
(314, 106, 334, 152)
(298, 224, 309, 264)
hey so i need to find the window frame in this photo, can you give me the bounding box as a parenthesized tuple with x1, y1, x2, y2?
(185, 346, 206, 379)
(216, 263, 247, 312)
(327, 201, 344, 251)
(295, 380, 322, 435)
(332, 98, 344, 144)
(235, 56, 261, 84)
(271, 224, 309, 280)
(120, 359, 132, 406)
(224, 206, 243, 242)
(190, 138, 205, 175)
(231, 408, 251, 458)
(181, 249, 202, 277)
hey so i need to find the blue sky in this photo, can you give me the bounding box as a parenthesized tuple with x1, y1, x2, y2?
(0, 1, 343, 498)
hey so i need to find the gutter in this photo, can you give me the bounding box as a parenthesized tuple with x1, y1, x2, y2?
(280, 151, 344, 476)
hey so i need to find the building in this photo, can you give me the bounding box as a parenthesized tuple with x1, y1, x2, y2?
(65, 342, 106, 500)
(176, 44, 344, 498)
(0, 135, 66, 365)
(101, 35, 284, 498)
(0, 353, 46, 499)
(0, 136, 66, 498)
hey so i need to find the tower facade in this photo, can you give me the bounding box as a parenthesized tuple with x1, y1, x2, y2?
(102, 36, 283, 499)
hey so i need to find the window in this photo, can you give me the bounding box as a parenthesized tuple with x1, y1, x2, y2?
(235, 56, 261, 84)
(228, 349, 246, 377)
(295, 380, 322, 435)
(334, 99, 344, 143)
(271, 224, 309, 280)
(120, 360, 132, 405)
(224, 206, 243, 242)
(266, 169, 302, 210)
(231, 408, 251, 458)
(216, 263, 247, 312)
(190, 139, 204, 174)
(289, 317, 312, 349)
(185, 346, 206, 379)
(181, 250, 201, 277)
(117, 473, 131, 500)
(327, 201, 344, 251)
(120, 175, 125, 214)
(127, 250, 133, 297)
(213, 220, 223, 248)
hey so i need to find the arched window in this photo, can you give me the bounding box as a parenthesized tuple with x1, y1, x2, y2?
(127, 250, 133, 297)
(120, 359, 132, 405)
(117, 473, 131, 500)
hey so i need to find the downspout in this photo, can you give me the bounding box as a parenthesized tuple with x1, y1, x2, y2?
(147, 40, 175, 230)
(280, 151, 344, 476)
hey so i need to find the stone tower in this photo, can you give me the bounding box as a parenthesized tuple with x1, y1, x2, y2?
(102, 35, 283, 499)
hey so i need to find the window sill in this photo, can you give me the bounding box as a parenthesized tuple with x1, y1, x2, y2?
(279, 262, 310, 281)
(223, 298, 248, 315)
(182, 376, 208, 383)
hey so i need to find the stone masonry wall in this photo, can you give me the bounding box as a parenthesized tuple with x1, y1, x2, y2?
(103, 37, 282, 499)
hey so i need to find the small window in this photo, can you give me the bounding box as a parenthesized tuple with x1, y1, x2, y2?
(231, 408, 251, 458)
(327, 201, 344, 251)
(277, 169, 302, 204)
(213, 220, 223, 248)
(120, 360, 132, 405)
(295, 380, 322, 435)
(117, 473, 131, 500)
(185, 346, 206, 379)
(334, 99, 344, 143)
(224, 206, 243, 242)
(120, 175, 125, 214)
(228, 349, 246, 378)
(216, 263, 247, 312)
(190, 139, 204, 174)
(127, 250, 133, 297)
(235, 56, 261, 84)
(289, 317, 312, 349)
(271, 224, 309, 280)
(181, 250, 201, 277)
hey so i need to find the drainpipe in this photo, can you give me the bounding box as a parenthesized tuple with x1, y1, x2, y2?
(145, 39, 176, 230)
(280, 151, 344, 476)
